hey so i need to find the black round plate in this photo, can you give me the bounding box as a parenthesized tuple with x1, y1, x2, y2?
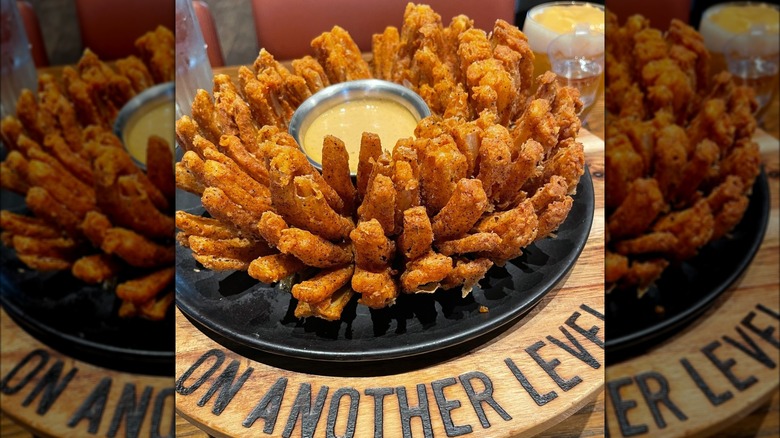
(605, 169, 771, 362)
(176, 168, 595, 362)
(0, 191, 174, 376)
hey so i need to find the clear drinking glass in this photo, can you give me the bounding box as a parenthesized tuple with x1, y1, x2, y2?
(547, 25, 604, 122)
(175, 0, 213, 119)
(724, 27, 779, 115)
(699, 2, 779, 78)
(523, 1, 605, 80)
(0, 0, 37, 119)
(175, 0, 212, 211)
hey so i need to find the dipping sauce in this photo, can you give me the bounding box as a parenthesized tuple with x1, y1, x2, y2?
(523, 2, 605, 86)
(706, 3, 779, 36)
(699, 2, 779, 86)
(532, 4, 605, 37)
(302, 98, 419, 172)
(123, 101, 175, 165)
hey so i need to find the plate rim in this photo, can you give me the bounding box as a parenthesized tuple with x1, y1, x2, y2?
(0, 258, 175, 374)
(0, 288, 174, 375)
(175, 166, 595, 362)
(604, 167, 771, 355)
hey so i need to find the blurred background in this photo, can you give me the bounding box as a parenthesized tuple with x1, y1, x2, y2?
(23, 0, 616, 67)
(26, 0, 780, 70)
(18, 0, 175, 65)
(19, 0, 80, 65)
(25, 0, 778, 70)
(197, 0, 608, 65)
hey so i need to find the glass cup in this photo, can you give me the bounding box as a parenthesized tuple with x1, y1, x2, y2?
(699, 2, 780, 78)
(724, 27, 779, 114)
(174, 0, 213, 119)
(522, 1, 605, 80)
(175, 0, 212, 210)
(0, 0, 37, 119)
(548, 25, 604, 122)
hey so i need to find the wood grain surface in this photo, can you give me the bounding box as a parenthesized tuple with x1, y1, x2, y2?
(0, 309, 175, 438)
(174, 108, 606, 438)
(604, 127, 780, 437)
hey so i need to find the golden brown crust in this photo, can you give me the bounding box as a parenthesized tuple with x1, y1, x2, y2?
(0, 210, 61, 239)
(431, 178, 488, 241)
(357, 174, 396, 236)
(0, 27, 176, 319)
(188, 236, 273, 270)
(101, 228, 174, 268)
(322, 135, 358, 215)
(398, 206, 434, 261)
(353, 266, 399, 308)
(441, 257, 493, 296)
(350, 219, 396, 271)
(134, 26, 174, 83)
(116, 267, 174, 305)
(311, 25, 372, 83)
(277, 228, 353, 268)
(400, 250, 453, 293)
(294, 286, 354, 321)
(248, 253, 306, 284)
(71, 254, 119, 283)
(436, 233, 502, 257)
(168, 7, 586, 320)
(292, 264, 354, 304)
(146, 135, 175, 201)
(606, 14, 759, 291)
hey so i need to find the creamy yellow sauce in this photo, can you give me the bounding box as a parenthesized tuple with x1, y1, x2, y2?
(700, 2, 780, 61)
(534, 4, 604, 33)
(709, 4, 779, 34)
(123, 102, 175, 165)
(523, 4, 604, 54)
(302, 98, 418, 172)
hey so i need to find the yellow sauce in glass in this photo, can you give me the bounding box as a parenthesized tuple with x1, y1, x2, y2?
(302, 98, 418, 172)
(532, 4, 604, 38)
(709, 4, 780, 34)
(700, 2, 780, 76)
(524, 3, 605, 78)
(123, 102, 175, 165)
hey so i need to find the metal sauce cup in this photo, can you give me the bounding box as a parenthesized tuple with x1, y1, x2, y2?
(289, 79, 431, 175)
(114, 82, 175, 170)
